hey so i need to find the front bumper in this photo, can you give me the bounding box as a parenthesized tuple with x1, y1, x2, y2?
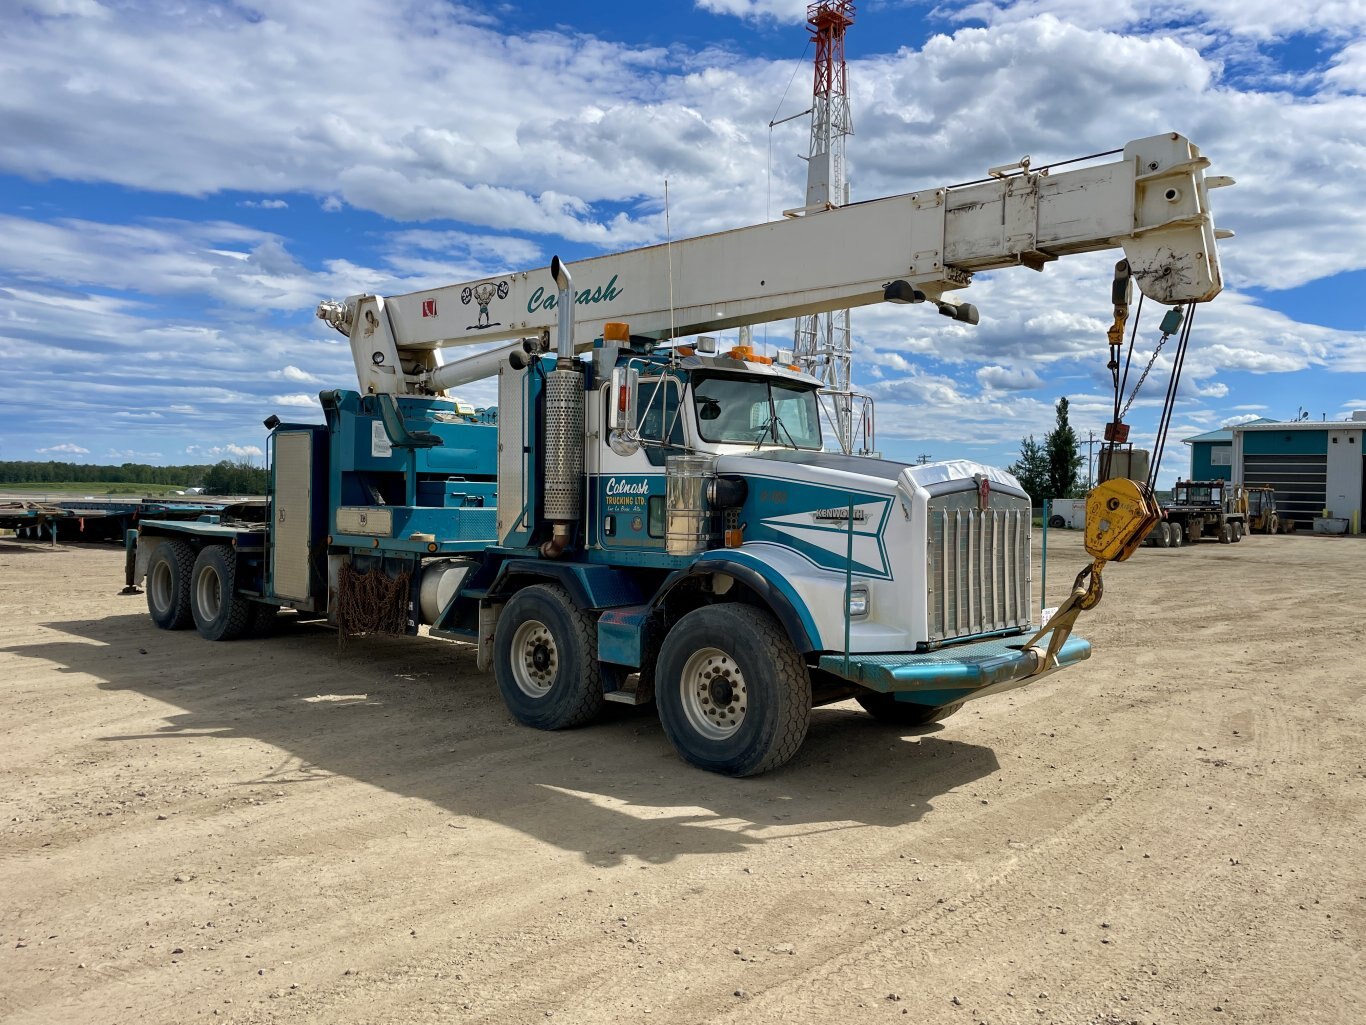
(817, 634, 1091, 706)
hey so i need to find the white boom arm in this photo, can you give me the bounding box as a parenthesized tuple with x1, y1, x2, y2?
(319, 133, 1230, 396)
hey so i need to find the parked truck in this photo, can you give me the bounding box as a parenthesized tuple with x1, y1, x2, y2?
(1164, 479, 1247, 544)
(125, 133, 1227, 775)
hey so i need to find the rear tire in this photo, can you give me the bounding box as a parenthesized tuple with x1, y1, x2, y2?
(856, 693, 963, 727)
(1169, 523, 1184, 548)
(146, 540, 195, 630)
(190, 545, 252, 641)
(1218, 522, 1232, 544)
(656, 604, 811, 777)
(494, 584, 604, 730)
(1232, 521, 1244, 542)
(1155, 522, 1172, 548)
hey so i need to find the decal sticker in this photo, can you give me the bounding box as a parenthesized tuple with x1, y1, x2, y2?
(460, 280, 510, 329)
(421, 298, 437, 317)
(371, 419, 392, 458)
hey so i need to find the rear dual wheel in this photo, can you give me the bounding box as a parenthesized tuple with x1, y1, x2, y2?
(190, 545, 253, 641)
(494, 583, 604, 730)
(146, 540, 195, 630)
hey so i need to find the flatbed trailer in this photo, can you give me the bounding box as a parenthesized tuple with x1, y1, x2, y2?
(1, 497, 229, 544)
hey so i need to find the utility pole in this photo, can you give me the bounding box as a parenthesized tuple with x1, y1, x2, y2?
(1079, 429, 1101, 488)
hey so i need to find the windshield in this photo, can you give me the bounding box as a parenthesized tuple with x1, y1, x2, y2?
(692, 373, 822, 449)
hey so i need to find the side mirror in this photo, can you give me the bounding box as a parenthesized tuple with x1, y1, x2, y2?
(608, 366, 639, 432)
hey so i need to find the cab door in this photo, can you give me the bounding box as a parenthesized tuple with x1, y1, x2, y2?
(588, 375, 685, 552)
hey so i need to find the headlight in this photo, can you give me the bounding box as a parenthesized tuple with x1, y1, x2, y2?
(848, 584, 870, 618)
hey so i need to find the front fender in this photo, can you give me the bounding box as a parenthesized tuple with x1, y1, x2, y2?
(658, 546, 825, 654)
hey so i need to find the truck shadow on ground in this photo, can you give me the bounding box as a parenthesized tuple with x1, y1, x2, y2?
(12, 609, 1002, 867)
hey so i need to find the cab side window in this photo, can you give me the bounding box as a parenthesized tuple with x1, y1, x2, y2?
(637, 378, 684, 467)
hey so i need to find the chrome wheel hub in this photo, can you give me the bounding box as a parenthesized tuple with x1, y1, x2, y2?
(510, 619, 557, 697)
(680, 647, 747, 740)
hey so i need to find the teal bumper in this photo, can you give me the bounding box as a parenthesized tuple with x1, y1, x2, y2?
(818, 634, 1091, 703)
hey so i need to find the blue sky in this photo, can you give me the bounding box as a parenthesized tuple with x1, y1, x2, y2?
(2, 0, 1364, 486)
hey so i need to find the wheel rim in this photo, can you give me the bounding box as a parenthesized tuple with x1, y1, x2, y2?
(195, 563, 222, 621)
(150, 560, 174, 614)
(510, 618, 558, 697)
(679, 647, 747, 741)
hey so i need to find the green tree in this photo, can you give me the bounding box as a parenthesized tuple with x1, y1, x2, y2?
(1009, 435, 1049, 505)
(1045, 397, 1084, 499)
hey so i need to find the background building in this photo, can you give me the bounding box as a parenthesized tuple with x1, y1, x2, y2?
(1230, 415, 1366, 531)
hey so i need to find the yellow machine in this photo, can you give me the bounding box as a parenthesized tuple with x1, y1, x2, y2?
(1245, 485, 1281, 534)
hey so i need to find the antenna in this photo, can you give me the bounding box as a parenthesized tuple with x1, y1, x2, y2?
(664, 178, 676, 344)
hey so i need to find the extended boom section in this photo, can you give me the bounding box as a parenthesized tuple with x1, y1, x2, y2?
(319, 133, 1227, 398)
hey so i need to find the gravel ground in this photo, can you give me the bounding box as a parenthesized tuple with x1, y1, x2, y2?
(1, 530, 1362, 1025)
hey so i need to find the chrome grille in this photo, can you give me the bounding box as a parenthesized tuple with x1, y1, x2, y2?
(927, 494, 1032, 643)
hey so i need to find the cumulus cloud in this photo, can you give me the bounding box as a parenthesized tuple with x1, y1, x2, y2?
(240, 199, 289, 209)
(186, 443, 265, 459)
(977, 364, 1045, 391)
(695, 0, 809, 20)
(37, 442, 90, 454)
(276, 365, 321, 383)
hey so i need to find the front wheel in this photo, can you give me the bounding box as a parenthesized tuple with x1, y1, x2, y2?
(190, 545, 252, 641)
(656, 604, 811, 776)
(493, 584, 604, 730)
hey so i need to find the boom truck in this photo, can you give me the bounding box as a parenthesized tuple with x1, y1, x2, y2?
(126, 133, 1228, 775)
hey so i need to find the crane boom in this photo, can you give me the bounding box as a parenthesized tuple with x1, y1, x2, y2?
(320, 133, 1229, 397)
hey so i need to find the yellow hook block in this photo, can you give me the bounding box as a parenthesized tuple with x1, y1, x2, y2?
(1084, 477, 1161, 563)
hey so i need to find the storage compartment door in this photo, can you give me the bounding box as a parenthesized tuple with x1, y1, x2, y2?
(272, 431, 314, 601)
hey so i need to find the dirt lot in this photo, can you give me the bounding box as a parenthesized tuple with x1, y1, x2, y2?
(1, 531, 1362, 1025)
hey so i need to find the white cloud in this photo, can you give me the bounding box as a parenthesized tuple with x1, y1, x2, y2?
(277, 365, 321, 383)
(694, 0, 808, 20)
(37, 442, 90, 454)
(268, 393, 320, 407)
(239, 198, 289, 209)
(186, 443, 265, 459)
(977, 364, 1045, 391)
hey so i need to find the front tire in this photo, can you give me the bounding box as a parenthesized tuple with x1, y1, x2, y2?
(146, 540, 195, 630)
(656, 604, 811, 777)
(856, 693, 963, 727)
(494, 584, 604, 730)
(190, 545, 252, 641)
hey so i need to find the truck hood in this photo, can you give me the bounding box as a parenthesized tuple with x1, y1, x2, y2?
(716, 449, 1027, 498)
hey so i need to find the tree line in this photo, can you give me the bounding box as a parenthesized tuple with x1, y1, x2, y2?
(0, 460, 267, 495)
(1008, 397, 1084, 505)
